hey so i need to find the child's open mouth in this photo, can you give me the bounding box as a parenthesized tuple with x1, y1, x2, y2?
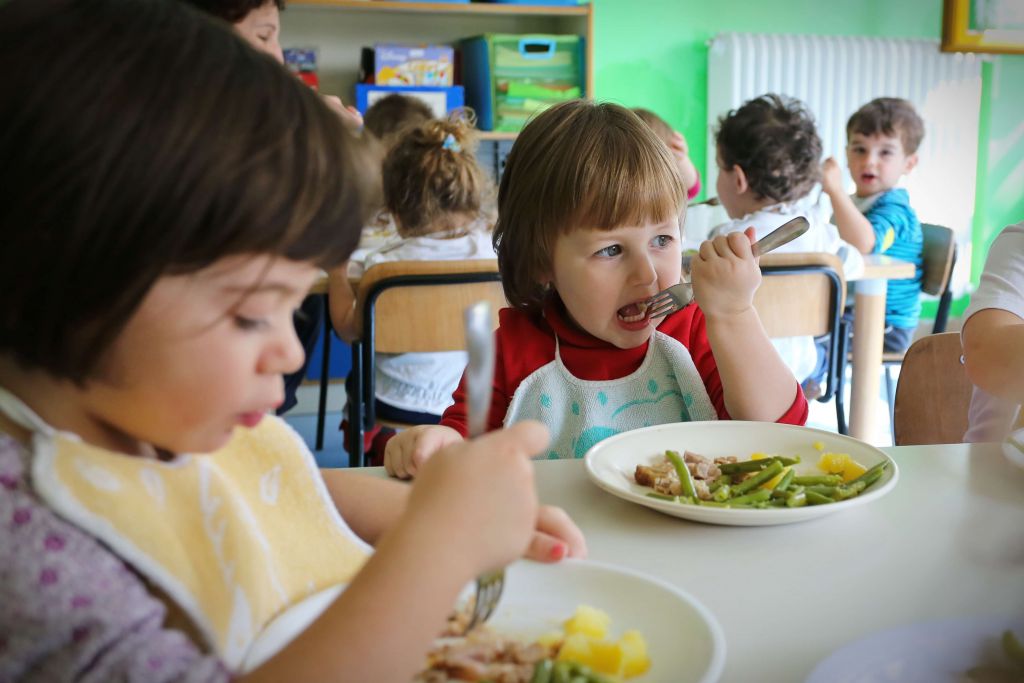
(860, 173, 878, 183)
(617, 300, 651, 324)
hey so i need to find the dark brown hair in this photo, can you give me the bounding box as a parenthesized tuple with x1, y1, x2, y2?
(495, 100, 684, 314)
(0, 0, 379, 384)
(632, 108, 674, 148)
(364, 94, 436, 144)
(383, 116, 491, 237)
(847, 97, 925, 154)
(716, 94, 822, 203)
(181, 0, 284, 23)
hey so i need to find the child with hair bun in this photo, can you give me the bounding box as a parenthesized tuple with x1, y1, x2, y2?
(329, 114, 497, 461)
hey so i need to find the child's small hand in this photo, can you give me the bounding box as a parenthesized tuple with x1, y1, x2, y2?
(691, 227, 761, 319)
(526, 504, 588, 563)
(668, 130, 690, 159)
(821, 157, 844, 196)
(384, 425, 462, 479)
(321, 94, 363, 128)
(404, 421, 549, 573)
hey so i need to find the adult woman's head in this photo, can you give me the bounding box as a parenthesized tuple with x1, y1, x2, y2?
(183, 0, 286, 62)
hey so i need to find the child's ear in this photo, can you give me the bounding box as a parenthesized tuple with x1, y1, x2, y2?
(732, 165, 751, 195)
(904, 153, 919, 175)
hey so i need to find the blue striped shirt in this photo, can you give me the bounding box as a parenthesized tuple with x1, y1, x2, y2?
(861, 188, 923, 329)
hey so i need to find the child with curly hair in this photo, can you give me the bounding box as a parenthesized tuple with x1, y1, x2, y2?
(710, 94, 864, 388)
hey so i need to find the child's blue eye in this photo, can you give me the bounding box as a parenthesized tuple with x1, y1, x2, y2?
(652, 235, 674, 248)
(596, 245, 622, 257)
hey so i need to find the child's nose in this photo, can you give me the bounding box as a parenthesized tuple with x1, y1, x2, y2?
(261, 326, 306, 376)
(627, 252, 658, 286)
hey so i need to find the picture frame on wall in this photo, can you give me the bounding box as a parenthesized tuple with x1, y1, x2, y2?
(942, 0, 1024, 54)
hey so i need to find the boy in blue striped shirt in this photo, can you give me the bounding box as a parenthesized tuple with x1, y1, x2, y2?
(822, 97, 925, 353)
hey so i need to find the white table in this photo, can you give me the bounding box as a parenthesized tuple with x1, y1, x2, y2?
(521, 443, 1023, 682)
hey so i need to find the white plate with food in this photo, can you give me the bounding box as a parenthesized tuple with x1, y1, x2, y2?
(805, 614, 1024, 683)
(1003, 428, 1024, 471)
(584, 421, 898, 526)
(419, 558, 725, 683)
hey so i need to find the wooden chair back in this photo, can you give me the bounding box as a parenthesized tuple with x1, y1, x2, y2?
(893, 332, 972, 445)
(354, 259, 505, 353)
(755, 252, 846, 338)
(346, 259, 505, 465)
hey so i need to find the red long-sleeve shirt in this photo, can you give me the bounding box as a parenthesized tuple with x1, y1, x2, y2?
(440, 299, 808, 435)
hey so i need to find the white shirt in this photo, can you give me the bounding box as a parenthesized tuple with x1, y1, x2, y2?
(708, 189, 864, 381)
(362, 227, 497, 415)
(962, 222, 1024, 443)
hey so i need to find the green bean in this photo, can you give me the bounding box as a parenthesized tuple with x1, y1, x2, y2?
(769, 498, 788, 507)
(717, 459, 768, 474)
(792, 474, 842, 486)
(773, 468, 795, 492)
(551, 661, 573, 683)
(713, 484, 731, 502)
(709, 474, 732, 492)
(805, 490, 834, 505)
(835, 480, 867, 500)
(531, 659, 554, 683)
(645, 492, 679, 502)
(666, 450, 698, 500)
(785, 491, 807, 507)
(727, 488, 772, 505)
(805, 485, 842, 497)
(847, 461, 888, 488)
(697, 499, 730, 507)
(732, 461, 784, 495)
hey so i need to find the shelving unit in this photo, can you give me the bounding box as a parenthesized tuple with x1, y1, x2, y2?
(284, 1, 594, 123)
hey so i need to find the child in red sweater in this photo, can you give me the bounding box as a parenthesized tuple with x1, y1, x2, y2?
(385, 100, 807, 478)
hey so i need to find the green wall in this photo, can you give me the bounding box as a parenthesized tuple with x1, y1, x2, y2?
(591, 0, 1024, 287)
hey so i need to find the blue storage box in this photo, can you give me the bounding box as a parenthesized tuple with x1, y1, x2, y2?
(463, 34, 585, 132)
(355, 84, 465, 119)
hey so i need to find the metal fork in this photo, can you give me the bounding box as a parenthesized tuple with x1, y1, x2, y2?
(644, 215, 810, 319)
(462, 301, 504, 634)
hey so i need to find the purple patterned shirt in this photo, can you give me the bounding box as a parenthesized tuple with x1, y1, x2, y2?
(0, 435, 230, 682)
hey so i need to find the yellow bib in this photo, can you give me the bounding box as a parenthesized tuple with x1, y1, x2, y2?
(30, 416, 370, 671)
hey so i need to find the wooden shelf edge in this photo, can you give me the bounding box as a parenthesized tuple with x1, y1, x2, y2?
(292, 1, 590, 17)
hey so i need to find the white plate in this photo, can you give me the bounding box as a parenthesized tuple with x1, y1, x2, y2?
(472, 559, 725, 683)
(584, 421, 898, 526)
(1003, 428, 1024, 470)
(805, 614, 1024, 683)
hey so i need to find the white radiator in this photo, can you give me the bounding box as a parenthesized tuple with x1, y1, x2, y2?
(707, 33, 983, 295)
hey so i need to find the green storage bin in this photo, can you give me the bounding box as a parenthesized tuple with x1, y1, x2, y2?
(463, 33, 585, 132)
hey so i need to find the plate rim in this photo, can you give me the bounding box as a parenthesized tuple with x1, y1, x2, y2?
(583, 421, 899, 526)
(504, 557, 728, 683)
(804, 612, 1024, 683)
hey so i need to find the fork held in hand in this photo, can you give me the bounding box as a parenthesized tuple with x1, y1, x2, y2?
(644, 216, 810, 319)
(462, 301, 505, 634)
